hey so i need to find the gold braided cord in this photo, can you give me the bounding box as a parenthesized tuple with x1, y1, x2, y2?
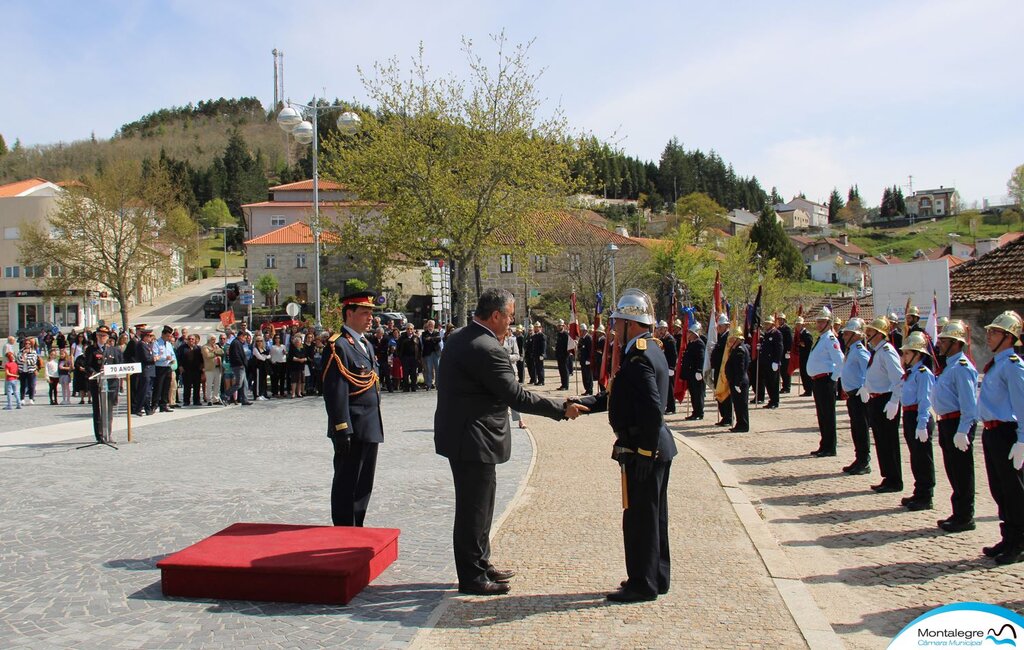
(322, 347, 379, 397)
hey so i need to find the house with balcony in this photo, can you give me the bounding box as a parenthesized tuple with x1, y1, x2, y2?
(775, 197, 828, 228)
(905, 187, 958, 218)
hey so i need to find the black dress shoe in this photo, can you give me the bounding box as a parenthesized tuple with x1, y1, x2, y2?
(938, 518, 976, 533)
(458, 580, 511, 596)
(810, 449, 824, 457)
(684, 414, 703, 421)
(728, 426, 749, 433)
(800, 392, 812, 397)
(714, 420, 732, 427)
(816, 451, 836, 457)
(984, 540, 1008, 558)
(620, 580, 668, 595)
(159, 407, 171, 413)
(486, 567, 516, 583)
(995, 544, 1024, 565)
(606, 587, 656, 603)
(906, 499, 933, 511)
(873, 484, 902, 494)
(763, 403, 779, 409)
(900, 496, 915, 506)
(848, 465, 871, 475)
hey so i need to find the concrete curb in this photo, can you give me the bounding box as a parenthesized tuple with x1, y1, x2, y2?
(675, 431, 844, 650)
(408, 423, 539, 649)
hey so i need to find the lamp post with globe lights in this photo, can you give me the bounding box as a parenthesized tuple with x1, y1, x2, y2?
(277, 99, 361, 328)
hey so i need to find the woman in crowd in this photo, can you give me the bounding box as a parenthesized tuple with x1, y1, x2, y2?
(58, 349, 72, 404)
(18, 338, 40, 405)
(72, 342, 89, 404)
(270, 333, 288, 397)
(250, 334, 271, 401)
(307, 335, 325, 396)
(4, 351, 21, 410)
(45, 349, 60, 405)
(201, 335, 224, 406)
(286, 333, 308, 398)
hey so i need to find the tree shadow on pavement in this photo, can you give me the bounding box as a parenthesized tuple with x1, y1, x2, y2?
(833, 599, 1024, 639)
(803, 557, 991, 587)
(724, 454, 814, 465)
(744, 471, 847, 487)
(769, 506, 903, 525)
(758, 489, 869, 507)
(433, 591, 612, 628)
(782, 527, 946, 549)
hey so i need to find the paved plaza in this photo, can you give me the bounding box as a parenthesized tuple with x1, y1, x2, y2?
(1, 368, 1022, 649)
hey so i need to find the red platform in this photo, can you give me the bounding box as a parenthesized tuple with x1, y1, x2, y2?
(157, 523, 400, 605)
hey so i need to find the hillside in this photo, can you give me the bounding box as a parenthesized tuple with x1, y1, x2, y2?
(845, 211, 1021, 260)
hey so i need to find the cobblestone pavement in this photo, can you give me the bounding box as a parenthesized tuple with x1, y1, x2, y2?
(681, 388, 1024, 649)
(415, 382, 807, 650)
(0, 390, 530, 649)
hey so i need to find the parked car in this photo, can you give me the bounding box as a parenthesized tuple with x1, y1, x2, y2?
(203, 294, 226, 319)
(15, 321, 59, 339)
(225, 283, 240, 302)
(373, 311, 407, 329)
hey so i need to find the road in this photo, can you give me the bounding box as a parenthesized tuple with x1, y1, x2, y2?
(130, 276, 238, 334)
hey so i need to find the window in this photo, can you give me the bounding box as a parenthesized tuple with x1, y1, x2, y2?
(568, 253, 581, 272)
(499, 253, 513, 273)
(265, 254, 276, 269)
(4, 227, 20, 240)
(270, 215, 286, 227)
(24, 266, 45, 278)
(50, 265, 64, 277)
(296, 253, 307, 268)
(4, 266, 20, 278)
(534, 254, 548, 273)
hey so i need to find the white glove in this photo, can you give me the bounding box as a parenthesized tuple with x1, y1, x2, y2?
(915, 428, 928, 443)
(785, 353, 791, 359)
(858, 386, 870, 403)
(884, 400, 899, 420)
(1009, 442, 1024, 471)
(668, 370, 674, 377)
(771, 362, 779, 372)
(953, 431, 970, 452)
(733, 386, 741, 394)
(695, 373, 703, 382)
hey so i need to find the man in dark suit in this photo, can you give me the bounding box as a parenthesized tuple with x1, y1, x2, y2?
(680, 322, 706, 420)
(435, 289, 584, 596)
(797, 318, 814, 396)
(657, 320, 678, 414)
(555, 319, 571, 390)
(514, 324, 527, 384)
(529, 322, 547, 386)
(726, 325, 751, 433)
(710, 314, 732, 427)
(577, 323, 594, 395)
(324, 291, 385, 527)
(777, 314, 793, 393)
(574, 289, 678, 602)
(757, 320, 784, 409)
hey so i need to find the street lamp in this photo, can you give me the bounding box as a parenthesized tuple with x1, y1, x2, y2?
(210, 225, 240, 306)
(278, 98, 362, 328)
(606, 243, 619, 307)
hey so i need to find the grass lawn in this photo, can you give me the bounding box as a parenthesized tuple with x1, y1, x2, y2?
(792, 279, 852, 297)
(846, 212, 1021, 260)
(201, 233, 246, 271)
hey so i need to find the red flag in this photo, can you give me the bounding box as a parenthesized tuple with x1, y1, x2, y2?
(568, 290, 580, 341)
(787, 320, 801, 376)
(673, 315, 688, 402)
(668, 290, 678, 336)
(599, 322, 611, 389)
(851, 297, 860, 319)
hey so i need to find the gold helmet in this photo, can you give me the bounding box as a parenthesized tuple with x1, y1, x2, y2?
(865, 316, 891, 337)
(984, 310, 1023, 341)
(901, 331, 930, 354)
(794, 316, 805, 325)
(938, 319, 968, 343)
(906, 305, 921, 318)
(729, 325, 745, 340)
(937, 316, 949, 329)
(842, 317, 865, 335)
(814, 307, 833, 322)
(776, 313, 787, 322)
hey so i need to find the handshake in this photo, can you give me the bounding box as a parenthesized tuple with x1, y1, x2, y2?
(563, 398, 590, 420)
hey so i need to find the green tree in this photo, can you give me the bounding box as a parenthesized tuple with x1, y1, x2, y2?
(719, 231, 792, 317)
(847, 184, 861, 203)
(198, 198, 233, 231)
(827, 188, 845, 222)
(748, 206, 805, 280)
(673, 191, 728, 244)
(322, 34, 573, 325)
(1008, 163, 1024, 207)
(880, 187, 894, 218)
(219, 129, 268, 219)
(0, 133, 7, 157)
(837, 197, 868, 225)
(646, 220, 717, 309)
(18, 159, 187, 329)
(254, 272, 280, 306)
(894, 186, 906, 215)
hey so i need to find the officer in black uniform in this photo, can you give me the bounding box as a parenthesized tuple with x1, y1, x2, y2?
(680, 322, 706, 420)
(132, 328, 156, 416)
(555, 320, 572, 390)
(514, 324, 527, 384)
(574, 289, 678, 603)
(796, 317, 814, 396)
(657, 320, 678, 414)
(593, 325, 606, 389)
(85, 325, 123, 443)
(757, 320, 784, 408)
(529, 322, 547, 386)
(725, 325, 751, 432)
(577, 323, 594, 395)
(323, 290, 385, 527)
(710, 314, 732, 427)
(777, 314, 793, 393)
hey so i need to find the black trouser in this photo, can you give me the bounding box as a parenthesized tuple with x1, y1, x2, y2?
(271, 363, 287, 395)
(868, 394, 902, 488)
(622, 459, 672, 597)
(781, 358, 792, 392)
(533, 357, 545, 385)
(799, 360, 812, 394)
(557, 354, 570, 388)
(517, 359, 525, 384)
(665, 376, 675, 414)
(181, 370, 201, 406)
(938, 418, 975, 522)
(253, 363, 270, 398)
(902, 409, 935, 501)
(581, 362, 593, 394)
(401, 357, 419, 390)
(757, 363, 780, 405)
(48, 377, 58, 404)
(134, 374, 153, 413)
(152, 366, 171, 409)
(448, 458, 497, 586)
(331, 438, 379, 527)
(812, 376, 837, 453)
(525, 355, 536, 383)
(983, 423, 1024, 544)
(89, 380, 117, 442)
(716, 377, 732, 424)
(689, 379, 705, 417)
(731, 382, 749, 430)
(845, 393, 871, 465)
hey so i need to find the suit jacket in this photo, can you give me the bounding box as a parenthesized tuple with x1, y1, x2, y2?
(434, 322, 565, 463)
(779, 325, 793, 359)
(577, 334, 593, 367)
(660, 335, 678, 374)
(555, 330, 570, 359)
(759, 328, 784, 366)
(529, 332, 547, 359)
(680, 336, 706, 382)
(577, 333, 678, 461)
(323, 330, 383, 443)
(726, 342, 750, 387)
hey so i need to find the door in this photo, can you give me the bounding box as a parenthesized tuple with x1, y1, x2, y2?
(294, 283, 308, 302)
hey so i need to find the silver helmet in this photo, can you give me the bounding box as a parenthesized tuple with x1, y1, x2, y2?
(612, 289, 655, 326)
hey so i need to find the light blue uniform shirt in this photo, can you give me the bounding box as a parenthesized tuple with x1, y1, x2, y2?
(806, 330, 845, 380)
(978, 348, 1024, 443)
(901, 359, 934, 430)
(840, 340, 870, 392)
(864, 339, 903, 402)
(931, 351, 978, 434)
(154, 339, 175, 367)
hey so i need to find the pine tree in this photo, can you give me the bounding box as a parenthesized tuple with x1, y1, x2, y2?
(0, 133, 7, 157)
(880, 187, 894, 218)
(848, 184, 861, 203)
(749, 205, 805, 280)
(894, 186, 907, 215)
(770, 186, 784, 205)
(827, 188, 845, 222)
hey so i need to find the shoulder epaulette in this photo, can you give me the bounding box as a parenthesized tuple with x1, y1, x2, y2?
(652, 338, 664, 349)
(636, 338, 647, 351)
(329, 333, 341, 343)
(919, 366, 927, 373)
(959, 358, 969, 366)
(1010, 355, 1021, 363)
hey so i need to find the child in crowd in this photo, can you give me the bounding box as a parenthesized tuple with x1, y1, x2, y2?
(4, 351, 22, 410)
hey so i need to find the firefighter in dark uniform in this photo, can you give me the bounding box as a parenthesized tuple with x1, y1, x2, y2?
(756, 319, 784, 408)
(777, 314, 793, 393)
(905, 305, 925, 336)
(323, 290, 385, 527)
(657, 320, 678, 414)
(711, 314, 733, 427)
(725, 325, 751, 433)
(529, 322, 547, 386)
(578, 323, 594, 395)
(594, 325, 606, 389)
(85, 325, 123, 443)
(796, 317, 814, 396)
(574, 289, 678, 602)
(680, 322, 706, 420)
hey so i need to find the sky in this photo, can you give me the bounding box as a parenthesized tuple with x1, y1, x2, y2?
(5, 0, 1022, 207)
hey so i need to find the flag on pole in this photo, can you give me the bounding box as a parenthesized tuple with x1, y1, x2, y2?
(702, 270, 722, 374)
(787, 316, 801, 376)
(567, 290, 579, 352)
(592, 291, 602, 377)
(903, 295, 913, 341)
(673, 312, 689, 402)
(851, 296, 860, 319)
(748, 286, 763, 361)
(668, 288, 678, 336)
(925, 291, 943, 374)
